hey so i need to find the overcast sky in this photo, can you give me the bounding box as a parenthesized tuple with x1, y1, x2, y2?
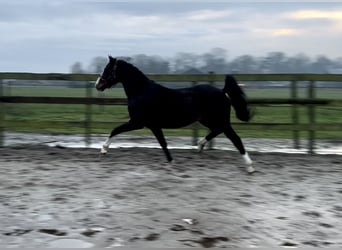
(1, 1, 342, 73)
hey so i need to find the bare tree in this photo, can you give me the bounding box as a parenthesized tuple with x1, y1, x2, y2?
(173, 52, 201, 73)
(131, 54, 170, 73)
(200, 48, 228, 73)
(88, 56, 107, 74)
(230, 55, 258, 73)
(70, 62, 84, 73)
(69, 48, 342, 75)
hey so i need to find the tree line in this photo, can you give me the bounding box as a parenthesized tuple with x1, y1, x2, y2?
(70, 48, 342, 74)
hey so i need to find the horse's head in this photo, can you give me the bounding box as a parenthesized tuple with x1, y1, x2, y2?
(95, 56, 121, 91)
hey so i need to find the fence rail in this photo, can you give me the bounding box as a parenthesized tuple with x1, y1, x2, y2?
(1, 73, 342, 153)
(1, 72, 342, 81)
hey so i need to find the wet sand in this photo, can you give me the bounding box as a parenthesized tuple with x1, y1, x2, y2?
(0, 146, 342, 248)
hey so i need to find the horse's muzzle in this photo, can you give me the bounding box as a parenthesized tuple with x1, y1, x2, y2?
(95, 77, 106, 91)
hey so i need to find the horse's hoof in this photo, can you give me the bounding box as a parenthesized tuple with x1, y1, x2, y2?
(197, 139, 207, 153)
(246, 166, 255, 174)
(198, 145, 204, 153)
(167, 160, 175, 168)
(198, 143, 206, 153)
(100, 146, 108, 154)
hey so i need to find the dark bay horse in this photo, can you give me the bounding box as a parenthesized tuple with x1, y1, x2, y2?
(96, 56, 255, 173)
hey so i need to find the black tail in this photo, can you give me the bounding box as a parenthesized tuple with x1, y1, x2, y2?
(223, 75, 253, 122)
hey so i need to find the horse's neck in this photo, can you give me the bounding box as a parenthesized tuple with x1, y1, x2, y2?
(121, 70, 150, 98)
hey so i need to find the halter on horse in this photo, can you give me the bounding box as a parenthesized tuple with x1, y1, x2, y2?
(96, 56, 255, 174)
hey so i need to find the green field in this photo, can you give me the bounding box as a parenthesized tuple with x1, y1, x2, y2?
(1, 85, 342, 139)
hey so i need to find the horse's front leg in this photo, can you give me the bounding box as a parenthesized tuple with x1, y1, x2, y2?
(149, 127, 173, 163)
(198, 130, 222, 152)
(101, 121, 143, 154)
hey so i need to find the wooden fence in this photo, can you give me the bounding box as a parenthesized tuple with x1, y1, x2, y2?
(1, 73, 342, 153)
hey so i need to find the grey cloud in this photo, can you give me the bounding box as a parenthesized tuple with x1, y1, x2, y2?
(1, 1, 342, 72)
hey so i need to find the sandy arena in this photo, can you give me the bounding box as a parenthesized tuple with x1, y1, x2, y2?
(0, 145, 342, 248)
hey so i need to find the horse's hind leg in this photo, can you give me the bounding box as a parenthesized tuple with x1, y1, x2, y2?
(223, 126, 255, 174)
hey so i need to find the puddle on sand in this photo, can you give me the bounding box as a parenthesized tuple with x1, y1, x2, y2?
(3, 132, 342, 155)
(48, 238, 94, 248)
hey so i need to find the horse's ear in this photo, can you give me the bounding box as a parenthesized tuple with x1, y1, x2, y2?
(108, 55, 115, 62)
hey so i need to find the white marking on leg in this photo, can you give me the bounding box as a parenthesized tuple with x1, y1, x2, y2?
(101, 137, 112, 154)
(198, 138, 208, 152)
(243, 152, 253, 165)
(242, 152, 255, 174)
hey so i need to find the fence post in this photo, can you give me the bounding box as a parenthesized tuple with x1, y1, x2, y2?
(291, 80, 300, 149)
(0, 79, 4, 147)
(192, 81, 199, 146)
(308, 80, 316, 154)
(85, 82, 93, 147)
